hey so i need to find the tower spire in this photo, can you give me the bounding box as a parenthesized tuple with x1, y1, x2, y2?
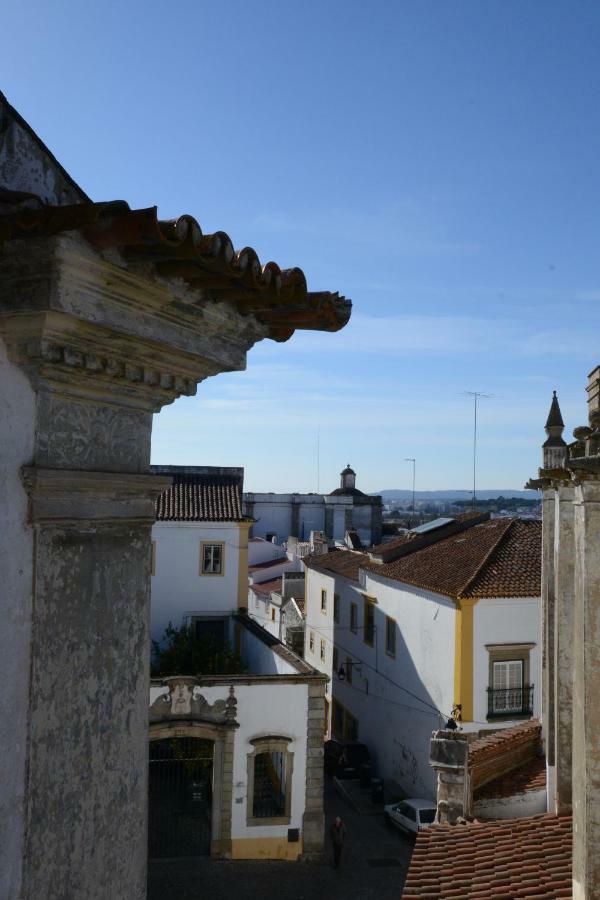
(543, 389, 567, 470)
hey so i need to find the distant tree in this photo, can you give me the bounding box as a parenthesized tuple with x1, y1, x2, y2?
(151, 623, 246, 677)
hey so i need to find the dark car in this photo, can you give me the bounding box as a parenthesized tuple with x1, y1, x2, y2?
(324, 739, 371, 779)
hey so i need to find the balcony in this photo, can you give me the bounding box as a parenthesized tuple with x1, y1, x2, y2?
(486, 685, 534, 719)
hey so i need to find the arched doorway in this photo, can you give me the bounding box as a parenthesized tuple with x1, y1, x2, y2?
(148, 736, 214, 858)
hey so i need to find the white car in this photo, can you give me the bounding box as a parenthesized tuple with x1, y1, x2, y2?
(384, 798, 437, 835)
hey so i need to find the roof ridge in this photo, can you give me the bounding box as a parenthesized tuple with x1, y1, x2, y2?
(457, 518, 515, 599)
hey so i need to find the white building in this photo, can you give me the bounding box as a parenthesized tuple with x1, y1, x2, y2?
(149, 614, 326, 860)
(150, 466, 251, 643)
(303, 515, 541, 798)
(244, 464, 383, 547)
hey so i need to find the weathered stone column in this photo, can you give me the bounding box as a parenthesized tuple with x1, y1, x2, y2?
(429, 730, 469, 823)
(553, 482, 575, 815)
(571, 473, 600, 900)
(302, 676, 328, 859)
(541, 485, 557, 811)
(0, 233, 271, 899)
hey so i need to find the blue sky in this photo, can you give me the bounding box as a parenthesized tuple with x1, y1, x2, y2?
(5, 1, 600, 491)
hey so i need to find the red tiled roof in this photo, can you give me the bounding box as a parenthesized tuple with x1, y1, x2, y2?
(373, 518, 541, 599)
(155, 472, 247, 522)
(0, 193, 350, 343)
(475, 755, 546, 801)
(250, 578, 283, 597)
(248, 556, 289, 572)
(402, 814, 572, 898)
(368, 512, 485, 557)
(304, 549, 371, 582)
(469, 720, 541, 766)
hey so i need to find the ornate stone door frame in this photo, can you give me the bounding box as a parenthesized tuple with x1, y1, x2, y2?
(149, 720, 235, 857)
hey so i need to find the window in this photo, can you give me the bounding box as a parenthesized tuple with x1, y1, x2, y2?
(492, 660, 523, 714)
(324, 698, 330, 735)
(321, 589, 327, 613)
(151, 540, 156, 576)
(200, 542, 224, 575)
(332, 699, 359, 740)
(309, 632, 315, 654)
(271, 608, 276, 622)
(363, 597, 375, 647)
(247, 737, 293, 826)
(266, 532, 276, 543)
(320, 639, 326, 661)
(350, 603, 358, 634)
(333, 593, 340, 623)
(385, 616, 396, 657)
(254, 593, 260, 608)
(333, 646, 339, 673)
(486, 643, 535, 720)
(346, 655, 353, 684)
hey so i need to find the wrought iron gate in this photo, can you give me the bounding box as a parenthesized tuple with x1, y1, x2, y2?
(148, 737, 214, 859)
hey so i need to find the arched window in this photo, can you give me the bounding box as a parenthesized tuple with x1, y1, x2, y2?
(247, 736, 294, 826)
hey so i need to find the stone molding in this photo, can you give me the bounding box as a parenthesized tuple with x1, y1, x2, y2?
(149, 678, 238, 725)
(1, 234, 268, 412)
(21, 467, 171, 523)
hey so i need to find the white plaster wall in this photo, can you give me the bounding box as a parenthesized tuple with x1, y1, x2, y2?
(248, 589, 281, 638)
(150, 521, 241, 642)
(246, 494, 326, 544)
(248, 539, 286, 566)
(0, 335, 36, 900)
(307, 564, 452, 796)
(149, 681, 309, 841)
(474, 787, 546, 820)
(241, 626, 299, 675)
(472, 596, 542, 726)
(303, 568, 337, 706)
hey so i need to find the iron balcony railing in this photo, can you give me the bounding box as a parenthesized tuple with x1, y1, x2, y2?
(487, 684, 534, 719)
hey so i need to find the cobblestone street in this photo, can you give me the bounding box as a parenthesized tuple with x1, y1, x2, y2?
(148, 781, 413, 900)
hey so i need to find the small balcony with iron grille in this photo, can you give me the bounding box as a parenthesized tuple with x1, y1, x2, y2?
(486, 684, 534, 720)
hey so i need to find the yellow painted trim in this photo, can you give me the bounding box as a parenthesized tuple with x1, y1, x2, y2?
(454, 598, 477, 722)
(230, 836, 302, 860)
(237, 522, 251, 610)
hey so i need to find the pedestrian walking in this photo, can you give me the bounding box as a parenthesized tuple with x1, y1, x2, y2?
(330, 815, 346, 869)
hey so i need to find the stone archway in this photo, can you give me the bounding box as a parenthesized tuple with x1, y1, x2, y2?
(149, 720, 235, 858)
(149, 678, 239, 858)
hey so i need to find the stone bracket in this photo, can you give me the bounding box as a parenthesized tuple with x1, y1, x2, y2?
(21, 466, 172, 523)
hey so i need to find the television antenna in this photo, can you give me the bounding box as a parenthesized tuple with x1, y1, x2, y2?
(463, 392, 493, 509)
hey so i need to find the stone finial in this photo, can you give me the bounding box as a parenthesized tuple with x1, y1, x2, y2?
(225, 684, 238, 721)
(543, 390, 567, 470)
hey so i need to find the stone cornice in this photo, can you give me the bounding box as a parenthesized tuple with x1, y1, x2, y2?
(1, 234, 268, 411)
(21, 466, 171, 523)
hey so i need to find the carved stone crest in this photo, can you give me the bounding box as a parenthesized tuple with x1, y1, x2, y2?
(149, 677, 237, 725)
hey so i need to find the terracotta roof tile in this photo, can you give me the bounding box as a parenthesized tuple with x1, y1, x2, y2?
(250, 578, 283, 596)
(155, 472, 246, 522)
(402, 815, 572, 898)
(304, 548, 371, 582)
(0, 195, 350, 343)
(475, 756, 546, 800)
(469, 720, 541, 765)
(374, 518, 541, 599)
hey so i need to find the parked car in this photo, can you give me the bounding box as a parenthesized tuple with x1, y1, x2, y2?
(384, 798, 437, 835)
(324, 739, 371, 779)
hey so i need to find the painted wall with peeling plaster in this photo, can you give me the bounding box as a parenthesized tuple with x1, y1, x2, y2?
(0, 336, 36, 900)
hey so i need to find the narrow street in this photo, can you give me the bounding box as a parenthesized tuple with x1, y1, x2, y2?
(148, 781, 413, 899)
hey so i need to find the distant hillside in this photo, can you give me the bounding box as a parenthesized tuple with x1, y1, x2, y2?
(374, 489, 540, 501)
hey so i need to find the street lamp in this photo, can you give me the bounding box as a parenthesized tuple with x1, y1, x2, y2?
(405, 458, 416, 524)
